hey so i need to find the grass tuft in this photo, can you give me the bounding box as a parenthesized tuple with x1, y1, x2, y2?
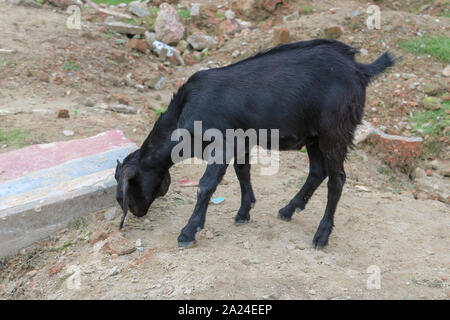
(400, 36, 450, 62)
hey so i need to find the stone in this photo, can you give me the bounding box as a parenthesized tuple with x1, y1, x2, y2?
(324, 26, 343, 39)
(145, 31, 157, 44)
(154, 3, 185, 45)
(152, 40, 184, 65)
(225, 9, 235, 20)
(414, 167, 426, 180)
(110, 50, 126, 63)
(283, 11, 300, 22)
(190, 3, 201, 16)
(442, 65, 450, 77)
(177, 40, 189, 52)
(421, 96, 442, 110)
(89, 230, 109, 246)
(145, 74, 166, 90)
(423, 81, 445, 96)
(130, 5, 149, 17)
(109, 104, 136, 114)
(57, 109, 70, 119)
(104, 21, 146, 35)
(63, 130, 74, 137)
(102, 232, 136, 255)
(187, 33, 218, 51)
(112, 93, 129, 105)
(125, 38, 148, 53)
(272, 27, 290, 46)
(104, 207, 120, 221)
(218, 19, 242, 35)
(30, 70, 49, 82)
(49, 262, 65, 276)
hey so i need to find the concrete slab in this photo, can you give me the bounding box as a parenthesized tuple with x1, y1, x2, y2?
(0, 130, 137, 257)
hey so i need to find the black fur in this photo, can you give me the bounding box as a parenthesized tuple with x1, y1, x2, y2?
(114, 39, 396, 248)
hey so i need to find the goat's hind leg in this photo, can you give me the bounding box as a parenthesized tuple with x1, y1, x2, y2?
(234, 158, 256, 224)
(278, 142, 327, 221)
(312, 142, 347, 249)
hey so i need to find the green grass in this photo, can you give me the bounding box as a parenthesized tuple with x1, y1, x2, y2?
(0, 128, 30, 148)
(410, 99, 450, 158)
(177, 9, 191, 19)
(302, 6, 313, 14)
(214, 11, 224, 18)
(400, 36, 450, 62)
(62, 61, 81, 72)
(0, 58, 16, 70)
(410, 100, 450, 138)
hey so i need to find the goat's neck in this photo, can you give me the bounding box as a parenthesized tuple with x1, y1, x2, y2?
(139, 114, 178, 170)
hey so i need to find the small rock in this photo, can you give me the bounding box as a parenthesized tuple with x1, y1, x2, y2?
(242, 258, 250, 265)
(145, 74, 166, 90)
(30, 70, 49, 82)
(218, 19, 242, 35)
(421, 96, 442, 110)
(110, 50, 126, 63)
(104, 207, 120, 221)
(309, 289, 317, 295)
(187, 33, 218, 51)
(145, 30, 156, 43)
(104, 21, 146, 35)
(414, 167, 426, 180)
(84, 98, 95, 107)
(130, 5, 149, 17)
(401, 73, 417, 80)
(49, 263, 65, 276)
(177, 40, 189, 52)
(225, 9, 235, 20)
(109, 104, 136, 114)
(89, 230, 109, 246)
(272, 27, 290, 46)
(423, 81, 445, 96)
(102, 232, 136, 256)
(112, 92, 130, 105)
(360, 48, 368, 56)
(190, 3, 201, 16)
(125, 38, 148, 53)
(63, 130, 74, 137)
(243, 241, 251, 249)
(324, 26, 343, 39)
(57, 109, 70, 119)
(442, 65, 450, 77)
(283, 11, 300, 22)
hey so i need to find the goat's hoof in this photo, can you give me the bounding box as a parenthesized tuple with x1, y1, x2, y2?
(312, 231, 329, 250)
(178, 240, 196, 249)
(234, 218, 250, 225)
(277, 212, 292, 222)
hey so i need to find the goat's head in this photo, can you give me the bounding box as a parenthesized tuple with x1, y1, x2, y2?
(114, 150, 170, 229)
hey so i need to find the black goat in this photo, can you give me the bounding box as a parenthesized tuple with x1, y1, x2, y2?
(115, 39, 396, 249)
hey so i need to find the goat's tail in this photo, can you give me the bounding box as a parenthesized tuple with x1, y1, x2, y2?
(358, 51, 398, 80)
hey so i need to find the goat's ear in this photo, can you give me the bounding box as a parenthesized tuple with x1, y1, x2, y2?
(119, 167, 138, 229)
(156, 171, 170, 197)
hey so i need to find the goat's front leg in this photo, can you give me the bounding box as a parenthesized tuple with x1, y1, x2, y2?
(177, 163, 229, 247)
(233, 160, 256, 224)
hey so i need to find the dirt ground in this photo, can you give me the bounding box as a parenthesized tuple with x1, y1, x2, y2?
(0, 0, 449, 300)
